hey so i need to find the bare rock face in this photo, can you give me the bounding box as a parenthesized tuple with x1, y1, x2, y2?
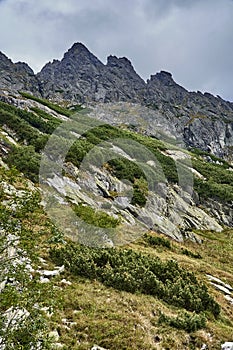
(183, 117, 233, 159)
(145, 71, 233, 160)
(145, 71, 188, 105)
(0, 52, 40, 94)
(1, 42, 233, 161)
(38, 43, 105, 102)
(105, 55, 145, 102)
(37, 43, 146, 103)
(36, 43, 233, 161)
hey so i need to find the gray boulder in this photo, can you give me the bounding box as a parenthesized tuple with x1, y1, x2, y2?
(221, 343, 233, 350)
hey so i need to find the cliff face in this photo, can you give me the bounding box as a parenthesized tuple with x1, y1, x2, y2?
(0, 43, 233, 161)
(0, 52, 40, 94)
(144, 71, 233, 160)
(37, 43, 146, 103)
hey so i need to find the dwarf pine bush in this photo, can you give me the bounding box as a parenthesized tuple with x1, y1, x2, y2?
(50, 242, 220, 317)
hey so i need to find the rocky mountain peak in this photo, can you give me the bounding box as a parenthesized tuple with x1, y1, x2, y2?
(150, 71, 177, 86)
(0, 51, 14, 70)
(107, 55, 133, 68)
(15, 62, 35, 75)
(1, 42, 233, 161)
(68, 42, 90, 53)
(0, 51, 39, 94)
(62, 42, 103, 67)
(106, 55, 145, 84)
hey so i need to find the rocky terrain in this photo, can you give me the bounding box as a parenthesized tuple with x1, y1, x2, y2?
(0, 44, 233, 349)
(0, 42, 233, 161)
(0, 91, 232, 243)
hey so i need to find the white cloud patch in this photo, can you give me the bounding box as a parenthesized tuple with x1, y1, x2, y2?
(0, 0, 233, 100)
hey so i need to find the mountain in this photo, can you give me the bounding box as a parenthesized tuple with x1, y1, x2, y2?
(37, 42, 146, 103)
(0, 51, 40, 94)
(0, 43, 233, 349)
(0, 43, 233, 161)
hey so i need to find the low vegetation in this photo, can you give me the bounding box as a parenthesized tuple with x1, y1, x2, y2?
(0, 167, 53, 349)
(6, 145, 40, 182)
(0, 102, 49, 151)
(73, 203, 121, 228)
(1, 95, 233, 206)
(50, 242, 220, 317)
(0, 166, 232, 349)
(144, 233, 172, 249)
(1, 96, 233, 348)
(157, 311, 206, 333)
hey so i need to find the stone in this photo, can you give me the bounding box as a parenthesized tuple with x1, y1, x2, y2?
(49, 330, 60, 342)
(221, 342, 233, 350)
(224, 295, 233, 305)
(40, 306, 53, 317)
(3, 307, 30, 330)
(40, 265, 65, 278)
(206, 275, 233, 291)
(40, 277, 50, 283)
(210, 283, 232, 295)
(201, 345, 208, 350)
(60, 279, 72, 286)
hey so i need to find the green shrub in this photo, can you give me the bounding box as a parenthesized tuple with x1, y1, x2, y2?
(17, 108, 60, 134)
(107, 159, 149, 206)
(65, 139, 94, 167)
(0, 105, 49, 151)
(6, 146, 40, 182)
(50, 242, 220, 317)
(83, 124, 124, 144)
(191, 147, 230, 168)
(193, 158, 233, 185)
(181, 248, 202, 259)
(73, 204, 120, 228)
(158, 311, 206, 332)
(194, 178, 233, 202)
(144, 233, 172, 249)
(107, 157, 145, 183)
(0, 170, 53, 349)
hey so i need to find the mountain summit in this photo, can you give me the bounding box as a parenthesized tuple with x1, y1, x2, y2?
(37, 42, 146, 103)
(0, 43, 233, 160)
(0, 51, 38, 93)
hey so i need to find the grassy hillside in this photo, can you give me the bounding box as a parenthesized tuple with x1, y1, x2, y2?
(0, 94, 233, 349)
(0, 96, 233, 203)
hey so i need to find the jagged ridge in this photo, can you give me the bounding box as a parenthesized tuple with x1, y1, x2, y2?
(0, 42, 233, 160)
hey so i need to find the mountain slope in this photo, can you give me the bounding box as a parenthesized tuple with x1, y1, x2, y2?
(1, 92, 232, 241)
(0, 94, 233, 349)
(0, 44, 233, 349)
(0, 43, 233, 161)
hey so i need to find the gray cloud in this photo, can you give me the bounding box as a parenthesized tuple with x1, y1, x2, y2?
(0, 0, 233, 101)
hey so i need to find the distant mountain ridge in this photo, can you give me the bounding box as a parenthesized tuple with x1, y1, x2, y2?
(37, 42, 146, 103)
(0, 42, 233, 161)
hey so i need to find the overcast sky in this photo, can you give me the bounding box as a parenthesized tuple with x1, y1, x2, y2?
(0, 0, 233, 101)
